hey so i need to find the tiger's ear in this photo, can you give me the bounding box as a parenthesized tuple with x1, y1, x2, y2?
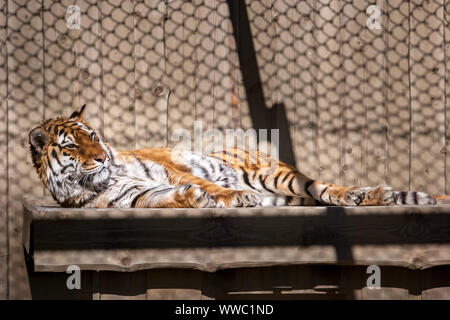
(69, 104, 87, 119)
(29, 127, 49, 153)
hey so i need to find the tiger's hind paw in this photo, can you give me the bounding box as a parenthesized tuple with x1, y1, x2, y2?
(359, 185, 395, 206)
(180, 184, 217, 208)
(236, 190, 261, 207)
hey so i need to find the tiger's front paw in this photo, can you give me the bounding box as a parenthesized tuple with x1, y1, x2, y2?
(179, 184, 217, 208)
(215, 190, 261, 207)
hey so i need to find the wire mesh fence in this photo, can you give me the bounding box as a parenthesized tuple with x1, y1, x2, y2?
(1, 0, 450, 298)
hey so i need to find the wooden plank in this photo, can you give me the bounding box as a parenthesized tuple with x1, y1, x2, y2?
(233, 0, 251, 131)
(75, 1, 104, 134)
(364, 0, 389, 187)
(27, 265, 450, 300)
(42, 1, 90, 122)
(41, 0, 71, 199)
(146, 269, 203, 300)
(340, 1, 365, 187)
(445, 0, 450, 194)
(421, 266, 450, 299)
(228, 1, 241, 132)
(43, 0, 103, 125)
(23, 197, 450, 273)
(6, 0, 44, 299)
(28, 270, 94, 300)
(102, 0, 136, 149)
(42, 0, 73, 118)
(134, 0, 168, 148)
(293, 0, 319, 178)
(165, 0, 195, 148)
(386, 0, 411, 191)
(229, 0, 271, 151)
(314, 0, 341, 184)
(212, 1, 235, 135)
(361, 277, 409, 299)
(92, 271, 100, 300)
(98, 271, 147, 300)
(182, 0, 199, 139)
(272, 0, 297, 166)
(422, 287, 450, 299)
(409, 0, 446, 194)
(245, 0, 272, 113)
(194, 0, 215, 137)
(0, 0, 7, 300)
(210, 265, 346, 300)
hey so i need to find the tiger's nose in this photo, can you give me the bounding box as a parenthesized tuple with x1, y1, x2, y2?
(94, 153, 106, 164)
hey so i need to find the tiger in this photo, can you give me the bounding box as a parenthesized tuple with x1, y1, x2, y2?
(29, 105, 449, 208)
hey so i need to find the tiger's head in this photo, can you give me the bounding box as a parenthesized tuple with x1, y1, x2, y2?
(29, 105, 116, 205)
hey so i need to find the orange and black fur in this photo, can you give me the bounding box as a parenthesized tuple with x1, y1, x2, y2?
(29, 105, 447, 208)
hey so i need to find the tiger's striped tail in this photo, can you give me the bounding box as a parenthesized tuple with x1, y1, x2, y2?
(392, 191, 450, 205)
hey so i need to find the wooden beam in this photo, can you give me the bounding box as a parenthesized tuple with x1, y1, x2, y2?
(7, 0, 44, 300)
(23, 196, 450, 273)
(0, 0, 7, 300)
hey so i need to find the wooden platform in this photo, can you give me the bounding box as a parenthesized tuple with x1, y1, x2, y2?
(23, 196, 450, 299)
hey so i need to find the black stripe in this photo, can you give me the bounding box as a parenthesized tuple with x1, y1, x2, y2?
(135, 156, 153, 180)
(108, 186, 139, 207)
(195, 166, 211, 181)
(319, 186, 329, 202)
(413, 192, 418, 205)
(259, 175, 274, 193)
(304, 180, 314, 199)
(288, 175, 300, 195)
(401, 191, 407, 204)
(241, 168, 257, 190)
(163, 168, 170, 179)
(286, 196, 293, 205)
(51, 149, 62, 166)
(61, 164, 74, 174)
(282, 172, 292, 183)
(274, 172, 282, 189)
(46, 156, 56, 175)
(151, 187, 174, 197)
(131, 188, 156, 208)
(207, 161, 216, 177)
(220, 150, 245, 164)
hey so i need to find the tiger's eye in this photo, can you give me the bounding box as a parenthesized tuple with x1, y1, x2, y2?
(65, 144, 78, 149)
(90, 132, 99, 142)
